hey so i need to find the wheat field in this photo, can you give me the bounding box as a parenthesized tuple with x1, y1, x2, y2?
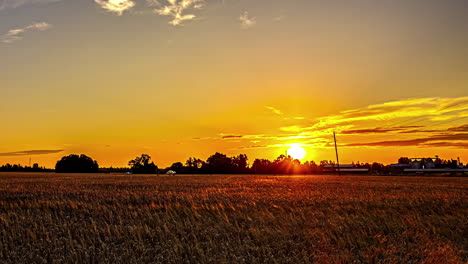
(0, 173, 466, 263)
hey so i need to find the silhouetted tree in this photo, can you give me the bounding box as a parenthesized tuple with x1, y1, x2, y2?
(272, 155, 296, 174)
(201, 152, 235, 174)
(371, 162, 384, 173)
(55, 154, 99, 173)
(398, 157, 411, 164)
(232, 154, 249, 173)
(186, 157, 203, 168)
(303, 161, 319, 174)
(251, 159, 273, 174)
(0, 163, 51, 172)
(128, 154, 158, 174)
(185, 157, 204, 174)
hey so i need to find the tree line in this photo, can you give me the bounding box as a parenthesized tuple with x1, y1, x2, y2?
(50, 153, 466, 174)
(0, 163, 52, 172)
(1, 153, 464, 174)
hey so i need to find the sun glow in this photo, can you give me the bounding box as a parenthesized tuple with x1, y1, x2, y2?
(287, 144, 306, 160)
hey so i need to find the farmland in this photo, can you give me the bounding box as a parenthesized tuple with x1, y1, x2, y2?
(0, 173, 466, 263)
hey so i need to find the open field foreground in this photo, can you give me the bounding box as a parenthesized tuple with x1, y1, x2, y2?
(0, 173, 466, 263)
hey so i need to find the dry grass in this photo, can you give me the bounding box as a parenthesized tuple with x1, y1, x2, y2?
(0, 173, 466, 263)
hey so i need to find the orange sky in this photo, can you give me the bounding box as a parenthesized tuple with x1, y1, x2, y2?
(1, 0, 467, 168)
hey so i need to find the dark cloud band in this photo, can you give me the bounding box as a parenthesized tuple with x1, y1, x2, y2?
(0, 150, 64, 156)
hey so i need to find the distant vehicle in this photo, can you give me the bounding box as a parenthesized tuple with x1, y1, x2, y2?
(125, 172, 133, 175)
(166, 170, 176, 176)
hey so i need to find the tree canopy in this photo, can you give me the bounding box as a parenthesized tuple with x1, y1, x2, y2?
(128, 154, 158, 174)
(55, 154, 99, 173)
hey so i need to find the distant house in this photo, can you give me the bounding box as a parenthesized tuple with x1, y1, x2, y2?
(395, 157, 467, 174)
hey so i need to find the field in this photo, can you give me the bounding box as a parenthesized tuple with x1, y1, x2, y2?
(0, 173, 466, 263)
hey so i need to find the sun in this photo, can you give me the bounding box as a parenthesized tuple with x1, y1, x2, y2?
(287, 144, 306, 160)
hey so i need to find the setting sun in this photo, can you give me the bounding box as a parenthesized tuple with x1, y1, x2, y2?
(287, 145, 306, 160)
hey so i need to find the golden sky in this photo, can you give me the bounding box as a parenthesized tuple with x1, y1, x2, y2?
(1, 0, 467, 168)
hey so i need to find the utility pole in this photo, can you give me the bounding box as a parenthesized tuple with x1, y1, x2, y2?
(333, 132, 341, 176)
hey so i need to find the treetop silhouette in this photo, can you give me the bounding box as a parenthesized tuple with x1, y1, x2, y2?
(128, 154, 158, 174)
(55, 154, 99, 173)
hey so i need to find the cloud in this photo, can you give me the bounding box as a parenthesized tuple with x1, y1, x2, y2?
(448, 124, 468, 132)
(240, 11, 256, 29)
(341, 128, 398, 134)
(340, 126, 424, 135)
(314, 97, 468, 129)
(146, 0, 160, 6)
(154, 0, 205, 26)
(280, 126, 304, 132)
(422, 142, 468, 148)
(395, 123, 468, 135)
(266, 106, 306, 121)
(265, 106, 283, 116)
(344, 134, 468, 147)
(95, 0, 135, 15)
(235, 145, 269, 150)
(0, 149, 64, 156)
(192, 137, 214, 140)
(0, 0, 61, 11)
(221, 135, 243, 139)
(1, 22, 52, 44)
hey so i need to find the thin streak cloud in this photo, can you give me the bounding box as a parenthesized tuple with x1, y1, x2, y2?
(0, 150, 64, 157)
(0, 0, 61, 11)
(265, 106, 283, 116)
(1, 22, 52, 44)
(344, 134, 468, 148)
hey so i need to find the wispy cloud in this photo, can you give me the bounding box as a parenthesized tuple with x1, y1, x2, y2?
(289, 97, 468, 133)
(341, 126, 424, 135)
(153, 0, 205, 26)
(221, 135, 243, 139)
(422, 142, 468, 148)
(240, 11, 256, 29)
(0, 149, 64, 157)
(344, 134, 468, 148)
(448, 124, 468, 132)
(0, 0, 61, 11)
(1, 22, 52, 44)
(95, 0, 135, 15)
(280, 125, 304, 132)
(265, 106, 283, 116)
(266, 106, 305, 121)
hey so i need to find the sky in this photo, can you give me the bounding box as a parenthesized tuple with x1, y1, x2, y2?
(1, 0, 467, 168)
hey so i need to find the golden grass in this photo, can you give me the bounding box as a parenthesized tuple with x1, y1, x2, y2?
(0, 173, 466, 263)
